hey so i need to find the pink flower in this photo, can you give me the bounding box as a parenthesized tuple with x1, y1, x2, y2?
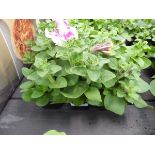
(45, 19, 78, 46)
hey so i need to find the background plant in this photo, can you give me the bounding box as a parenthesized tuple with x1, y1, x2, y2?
(21, 19, 154, 115)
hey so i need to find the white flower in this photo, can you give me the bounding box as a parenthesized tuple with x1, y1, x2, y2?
(45, 19, 78, 46)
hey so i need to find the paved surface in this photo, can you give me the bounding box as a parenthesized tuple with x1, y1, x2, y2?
(0, 81, 155, 135)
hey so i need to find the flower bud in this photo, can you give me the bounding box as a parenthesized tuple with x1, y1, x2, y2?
(90, 42, 113, 54)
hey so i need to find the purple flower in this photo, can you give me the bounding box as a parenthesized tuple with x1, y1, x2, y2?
(45, 19, 78, 46)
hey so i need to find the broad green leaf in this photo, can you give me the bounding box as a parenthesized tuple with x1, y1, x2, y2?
(98, 58, 110, 69)
(135, 78, 150, 93)
(22, 67, 33, 77)
(22, 90, 33, 102)
(35, 35, 49, 46)
(51, 89, 68, 103)
(104, 94, 126, 115)
(65, 74, 79, 86)
(91, 82, 102, 89)
(34, 57, 45, 68)
(117, 88, 126, 98)
(20, 81, 34, 91)
(44, 130, 66, 135)
(31, 45, 47, 51)
(141, 57, 151, 69)
(35, 52, 49, 59)
(87, 69, 100, 82)
(87, 100, 101, 106)
(61, 82, 88, 98)
(35, 78, 50, 86)
(133, 96, 149, 108)
(25, 40, 34, 46)
(103, 78, 117, 88)
(136, 57, 144, 67)
(150, 79, 155, 96)
(46, 49, 56, 57)
(55, 47, 69, 60)
(100, 69, 116, 84)
(85, 87, 102, 102)
(31, 89, 45, 99)
(49, 77, 67, 88)
(70, 52, 83, 66)
(71, 96, 85, 106)
(50, 64, 62, 74)
(52, 94, 68, 103)
(27, 72, 39, 81)
(37, 70, 49, 77)
(108, 58, 119, 70)
(70, 66, 87, 77)
(35, 95, 49, 107)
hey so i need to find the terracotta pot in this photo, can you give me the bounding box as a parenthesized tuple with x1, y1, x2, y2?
(3, 19, 36, 60)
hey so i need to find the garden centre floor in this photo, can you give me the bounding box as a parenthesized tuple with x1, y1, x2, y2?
(0, 78, 155, 135)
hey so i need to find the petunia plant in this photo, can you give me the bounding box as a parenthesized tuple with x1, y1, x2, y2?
(21, 19, 154, 115)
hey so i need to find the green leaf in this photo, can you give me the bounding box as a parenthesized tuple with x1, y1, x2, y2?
(141, 57, 151, 69)
(109, 58, 119, 70)
(44, 130, 66, 135)
(31, 45, 47, 51)
(55, 47, 69, 60)
(104, 94, 126, 115)
(150, 79, 155, 96)
(22, 90, 33, 102)
(87, 69, 100, 82)
(35, 35, 49, 46)
(25, 40, 34, 46)
(20, 81, 34, 91)
(65, 74, 79, 86)
(87, 100, 101, 106)
(85, 87, 102, 102)
(49, 77, 67, 88)
(34, 57, 44, 68)
(117, 88, 126, 98)
(22, 67, 33, 77)
(35, 52, 49, 59)
(70, 66, 87, 77)
(135, 78, 150, 93)
(35, 95, 49, 107)
(31, 89, 45, 98)
(71, 96, 85, 106)
(136, 57, 144, 67)
(98, 58, 110, 69)
(133, 96, 149, 108)
(61, 82, 88, 98)
(35, 78, 50, 86)
(37, 70, 49, 77)
(103, 78, 117, 88)
(52, 94, 68, 103)
(27, 72, 39, 81)
(50, 64, 62, 74)
(100, 69, 116, 84)
(46, 49, 56, 57)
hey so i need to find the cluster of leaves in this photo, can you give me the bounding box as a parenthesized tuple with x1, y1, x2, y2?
(44, 130, 66, 135)
(21, 19, 154, 115)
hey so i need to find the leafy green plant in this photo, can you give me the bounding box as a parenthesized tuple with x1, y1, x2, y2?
(20, 19, 154, 115)
(44, 130, 66, 135)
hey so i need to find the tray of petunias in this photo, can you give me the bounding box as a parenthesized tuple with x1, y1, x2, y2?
(20, 19, 153, 115)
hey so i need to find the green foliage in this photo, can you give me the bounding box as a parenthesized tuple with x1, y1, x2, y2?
(150, 79, 155, 96)
(61, 82, 88, 98)
(20, 19, 154, 115)
(44, 130, 66, 135)
(104, 94, 126, 115)
(85, 87, 102, 103)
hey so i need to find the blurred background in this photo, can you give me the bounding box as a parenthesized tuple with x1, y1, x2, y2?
(0, 19, 35, 112)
